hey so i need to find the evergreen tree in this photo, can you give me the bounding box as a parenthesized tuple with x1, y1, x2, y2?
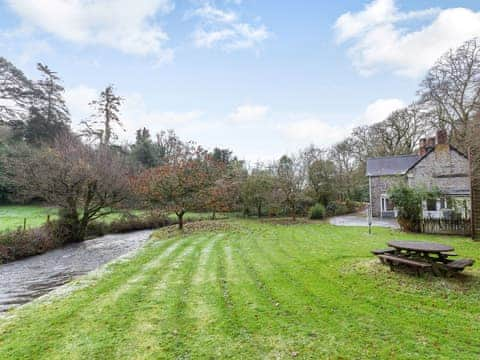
(0, 57, 34, 123)
(24, 63, 70, 146)
(81, 85, 124, 146)
(131, 127, 158, 168)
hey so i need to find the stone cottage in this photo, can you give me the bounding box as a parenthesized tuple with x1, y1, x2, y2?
(366, 130, 471, 219)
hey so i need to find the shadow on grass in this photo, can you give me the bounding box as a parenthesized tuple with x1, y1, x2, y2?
(345, 259, 480, 293)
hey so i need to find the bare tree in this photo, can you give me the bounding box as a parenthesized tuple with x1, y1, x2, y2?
(276, 155, 306, 220)
(81, 85, 124, 146)
(156, 129, 195, 165)
(419, 37, 480, 149)
(9, 134, 132, 242)
(240, 167, 275, 218)
(329, 139, 361, 201)
(370, 103, 429, 156)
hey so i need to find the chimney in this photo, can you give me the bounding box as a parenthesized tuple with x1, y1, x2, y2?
(419, 138, 427, 156)
(436, 129, 448, 145)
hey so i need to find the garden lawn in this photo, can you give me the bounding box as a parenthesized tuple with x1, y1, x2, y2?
(0, 220, 479, 359)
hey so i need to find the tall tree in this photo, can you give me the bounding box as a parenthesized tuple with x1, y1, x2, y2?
(369, 104, 428, 156)
(24, 63, 70, 146)
(0, 57, 33, 123)
(307, 158, 337, 205)
(419, 37, 480, 149)
(276, 155, 306, 220)
(82, 85, 123, 146)
(329, 139, 362, 201)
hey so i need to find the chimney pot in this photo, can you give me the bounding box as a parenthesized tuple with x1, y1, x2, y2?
(419, 138, 427, 156)
(436, 129, 448, 145)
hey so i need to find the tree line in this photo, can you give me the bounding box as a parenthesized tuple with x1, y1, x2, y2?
(1, 37, 479, 243)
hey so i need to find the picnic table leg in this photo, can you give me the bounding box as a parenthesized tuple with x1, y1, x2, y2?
(431, 264, 441, 277)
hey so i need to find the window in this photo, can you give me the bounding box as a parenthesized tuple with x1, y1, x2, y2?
(440, 197, 448, 209)
(381, 195, 394, 212)
(426, 198, 437, 211)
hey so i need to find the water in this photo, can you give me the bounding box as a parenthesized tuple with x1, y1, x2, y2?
(0, 230, 152, 312)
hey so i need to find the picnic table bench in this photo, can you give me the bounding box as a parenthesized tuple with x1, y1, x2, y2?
(372, 241, 475, 277)
(378, 254, 432, 276)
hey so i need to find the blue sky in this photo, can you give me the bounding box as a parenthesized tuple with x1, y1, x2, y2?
(1, 0, 480, 161)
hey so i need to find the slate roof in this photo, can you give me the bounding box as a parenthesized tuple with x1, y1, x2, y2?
(366, 154, 420, 176)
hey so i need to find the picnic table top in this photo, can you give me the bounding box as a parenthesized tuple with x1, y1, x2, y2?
(387, 241, 454, 253)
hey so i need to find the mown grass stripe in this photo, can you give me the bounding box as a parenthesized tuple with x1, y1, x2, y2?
(113, 234, 212, 359)
(0, 236, 195, 359)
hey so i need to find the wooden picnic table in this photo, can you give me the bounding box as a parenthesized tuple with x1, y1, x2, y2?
(387, 240, 455, 265)
(387, 241, 454, 254)
(373, 241, 474, 276)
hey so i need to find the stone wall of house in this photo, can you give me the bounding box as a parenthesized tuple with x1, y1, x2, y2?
(407, 145, 470, 194)
(370, 175, 406, 217)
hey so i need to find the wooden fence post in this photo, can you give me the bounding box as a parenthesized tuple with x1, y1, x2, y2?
(23, 217, 26, 232)
(470, 147, 480, 240)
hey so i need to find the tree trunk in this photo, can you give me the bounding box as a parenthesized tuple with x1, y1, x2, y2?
(58, 207, 86, 243)
(212, 210, 216, 220)
(257, 204, 262, 218)
(177, 211, 185, 230)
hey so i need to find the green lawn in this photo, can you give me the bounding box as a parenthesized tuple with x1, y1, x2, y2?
(0, 205, 217, 233)
(0, 220, 479, 359)
(0, 205, 58, 232)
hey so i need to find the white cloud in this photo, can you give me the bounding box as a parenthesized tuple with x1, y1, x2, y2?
(192, 4, 238, 24)
(334, 0, 480, 77)
(228, 104, 269, 123)
(356, 98, 405, 126)
(279, 116, 349, 146)
(64, 85, 98, 126)
(189, 3, 270, 51)
(6, 0, 175, 63)
(278, 98, 404, 145)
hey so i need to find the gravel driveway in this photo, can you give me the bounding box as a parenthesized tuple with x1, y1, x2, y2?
(329, 213, 399, 229)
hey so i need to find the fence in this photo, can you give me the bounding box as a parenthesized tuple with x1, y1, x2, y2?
(420, 218, 472, 236)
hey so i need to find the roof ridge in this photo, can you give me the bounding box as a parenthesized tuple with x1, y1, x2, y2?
(367, 154, 418, 161)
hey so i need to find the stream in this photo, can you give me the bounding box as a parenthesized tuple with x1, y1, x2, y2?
(0, 230, 152, 313)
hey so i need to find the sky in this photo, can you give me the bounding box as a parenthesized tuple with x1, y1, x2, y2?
(1, 0, 480, 162)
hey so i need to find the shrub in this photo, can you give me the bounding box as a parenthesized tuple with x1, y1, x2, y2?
(326, 202, 338, 217)
(325, 201, 356, 217)
(335, 203, 349, 216)
(0, 224, 63, 263)
(345, 199, 359, 213)
(309, 203, 326, 220)
(388, 185, 423, 232)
